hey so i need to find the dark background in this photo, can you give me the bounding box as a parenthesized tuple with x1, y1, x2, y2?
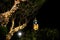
(0, 0, 60, 40)
(27, 0, 59, 30)
(23, 0, 59, 33)
(36, 0, 59, 30)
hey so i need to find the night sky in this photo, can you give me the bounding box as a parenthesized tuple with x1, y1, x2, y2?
(36, 0, 59, 30)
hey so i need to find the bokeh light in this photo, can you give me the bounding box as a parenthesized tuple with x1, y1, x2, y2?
(17, 31, 22, 37)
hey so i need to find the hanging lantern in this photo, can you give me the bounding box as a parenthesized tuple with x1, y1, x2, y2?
(33, 18, 39, 30)
(33, 24, 39, 30)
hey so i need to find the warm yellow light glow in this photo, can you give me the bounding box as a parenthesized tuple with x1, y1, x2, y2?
(33, 24, 39, 30)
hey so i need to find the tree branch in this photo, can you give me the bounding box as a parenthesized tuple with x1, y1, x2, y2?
(6, 19, 27, 40)
(0, 0, 20, 27)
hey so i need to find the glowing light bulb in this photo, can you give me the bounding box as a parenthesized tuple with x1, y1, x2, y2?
(17, 32, 22, 37)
